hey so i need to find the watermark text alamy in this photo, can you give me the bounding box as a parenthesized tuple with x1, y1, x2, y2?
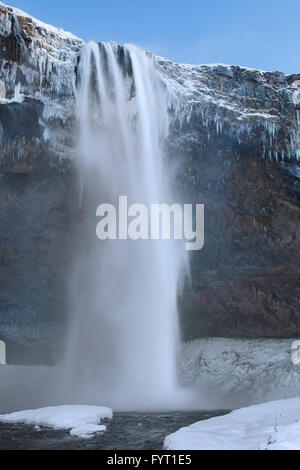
(96, 196, 204, 251)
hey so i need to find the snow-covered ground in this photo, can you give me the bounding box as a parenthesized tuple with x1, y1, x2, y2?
(0, 405, 112, 439)
(164, 398, 300, 450)
(179, 338, 300, 408)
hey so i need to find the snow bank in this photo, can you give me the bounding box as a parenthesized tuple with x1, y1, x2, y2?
(0, 405, 113, 439)
(164, 398, 300, 450)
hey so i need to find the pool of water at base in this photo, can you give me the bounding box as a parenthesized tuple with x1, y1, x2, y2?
(0, 410, 230, 450)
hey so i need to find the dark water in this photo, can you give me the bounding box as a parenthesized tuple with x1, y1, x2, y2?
(0, 410, 229, 450)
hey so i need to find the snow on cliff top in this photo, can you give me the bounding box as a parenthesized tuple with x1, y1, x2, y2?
(157, 56, 274, 75)
(0, 405, 113, 439)
(1, 2, 289, 74)
(0, 1, 82, 41)
(164, 398, 300, 450)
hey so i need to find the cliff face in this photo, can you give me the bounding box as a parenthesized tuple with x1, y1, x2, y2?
(159, 61, 300, 339)
(0, 3, 299, 361)
(0, 3, 83, 362)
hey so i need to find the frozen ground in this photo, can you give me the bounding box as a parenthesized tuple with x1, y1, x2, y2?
(0, 405, 112, 438)
(164, 398, 300, 450)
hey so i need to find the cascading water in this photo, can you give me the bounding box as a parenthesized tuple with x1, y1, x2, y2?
(62, 42, 188, 410)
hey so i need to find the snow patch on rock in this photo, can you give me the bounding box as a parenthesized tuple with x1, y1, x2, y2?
(0, 2, 80, 41)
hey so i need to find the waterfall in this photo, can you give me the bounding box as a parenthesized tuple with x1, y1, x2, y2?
(62, 42, 188, 410)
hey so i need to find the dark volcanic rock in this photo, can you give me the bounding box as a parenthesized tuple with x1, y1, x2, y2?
(0, 3, 299, 361)
(0, 156, 81, 363)
(159, 58, 300, 340)
(0, 98, 43, 138)
(170, 123, 300, 339)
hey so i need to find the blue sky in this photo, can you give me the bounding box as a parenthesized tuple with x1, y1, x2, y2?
(6, 0, 300, 73)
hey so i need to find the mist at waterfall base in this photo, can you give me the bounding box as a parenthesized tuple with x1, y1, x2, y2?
(50, 41, 199, 411)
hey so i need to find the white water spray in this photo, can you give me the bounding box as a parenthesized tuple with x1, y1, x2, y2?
(63, 42, 188, 409)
